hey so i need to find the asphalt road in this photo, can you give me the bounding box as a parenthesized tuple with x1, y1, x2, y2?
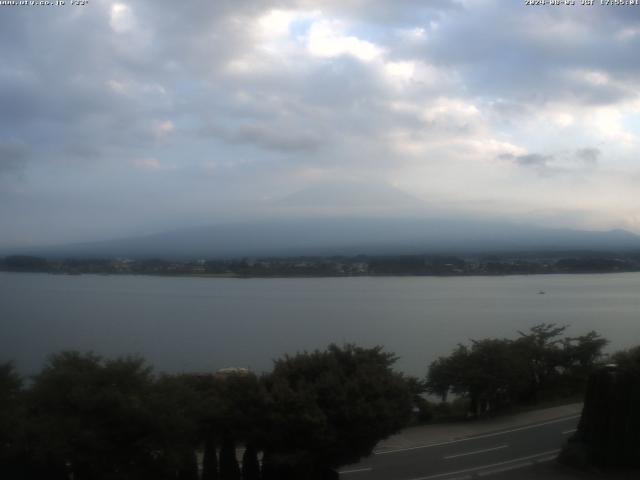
(339, 414, 580, 480)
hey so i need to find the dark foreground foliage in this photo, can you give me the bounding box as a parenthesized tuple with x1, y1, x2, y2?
(0, 345, 413, 480)
(426, 324, 608, 417)
(561, 346, 640, 470)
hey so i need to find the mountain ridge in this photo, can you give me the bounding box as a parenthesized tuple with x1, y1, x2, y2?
(8, 217, 640, 259)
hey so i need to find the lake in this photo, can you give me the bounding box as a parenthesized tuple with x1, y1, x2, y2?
(1, 272, 639, 377)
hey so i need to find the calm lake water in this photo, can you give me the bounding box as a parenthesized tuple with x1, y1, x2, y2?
(1, 272, 639, 376)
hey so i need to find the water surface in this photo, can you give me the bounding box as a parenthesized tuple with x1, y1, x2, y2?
(1, 272, 639, 376)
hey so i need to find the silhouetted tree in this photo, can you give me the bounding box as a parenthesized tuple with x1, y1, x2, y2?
(612, 345, 640, 370)
(202, 435, 219, 480)
(219, 435, 241, 480)
(27, 352, 157, 480)
(262, 344, 413, 477)
(148, 374, 209, 479)
(514, 323, 569, 401)
(0, 363, 26, 479)
(427, 325, 607, 416)
(425, 353, 459, 402)
(215, 372, 268, 447)
(562, 354, 640, 469)
(427, 339, 527, 416)
(559, 331, 608, 395)
(241, 444, 260, 480)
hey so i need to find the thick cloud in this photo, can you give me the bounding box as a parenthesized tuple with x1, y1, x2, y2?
(1, 0, 640, 247)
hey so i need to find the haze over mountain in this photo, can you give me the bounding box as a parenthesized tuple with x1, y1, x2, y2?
(11, 180, 637, 259)
(15, 217, 640, 260)
(272, 179, 425, 214)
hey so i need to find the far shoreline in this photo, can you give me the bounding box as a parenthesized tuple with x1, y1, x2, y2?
(2, 269, 640, 280)
(3, 251, 640, 279)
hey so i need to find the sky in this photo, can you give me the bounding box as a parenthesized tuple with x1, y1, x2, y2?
(1, 0, 640, 248)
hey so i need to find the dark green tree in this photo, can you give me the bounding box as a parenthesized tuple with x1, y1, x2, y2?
(262, 344, 413, 477)
(427, 325, 607, 416)
(465, 339, 528, 414)
(559, 331, 608, 394)
(427, 340, 527, 416)
(27, 351, 157, 480)
(425, 349, 464, 402)
(215, 372, 268, 447)
(562, 352, 640, 469)
(0, 363, 26, 479)
(611, 345, 640, 370)
(514, 323, 568, 402)
(148, 374, 205, 479)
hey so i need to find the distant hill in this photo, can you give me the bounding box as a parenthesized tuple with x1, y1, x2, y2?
(12, 217, 640, 259)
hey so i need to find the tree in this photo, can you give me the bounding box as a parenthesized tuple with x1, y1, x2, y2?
(202, 435, 219, 480)
(241, 444, 260, 480)
(215, 372, 268, 448)
(560, 331, 608, 394)
(427, 340, 527, 416)
(262, 344, 413, 477)
(405, 376, 431, 422)
(5, 344, 423, 479)
(562, 331, 608, 371)
(426, 347, 466, 402)
(219, 435, 241, 480)
(562, 354, 640, 469)
(426, 325, 607, 417)
(0, 363, 26, 479)
(465, 339, 528, 414)
(27, 351, 157, 480)
(148, 374, 205, 479)
(612, 345, 640, 371)
(514, 323, 568, 402)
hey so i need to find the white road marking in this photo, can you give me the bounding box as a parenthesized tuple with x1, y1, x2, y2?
(562, 428, 577, 435)
(477, 453, 558, 477)
(443, 444, 508, 460)
(406, 449, 561, 480)
(339, 467, 373, 474)
(375, 415, 580, 455)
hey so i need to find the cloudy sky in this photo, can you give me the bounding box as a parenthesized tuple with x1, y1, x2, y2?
(1, 0, 640, 248)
